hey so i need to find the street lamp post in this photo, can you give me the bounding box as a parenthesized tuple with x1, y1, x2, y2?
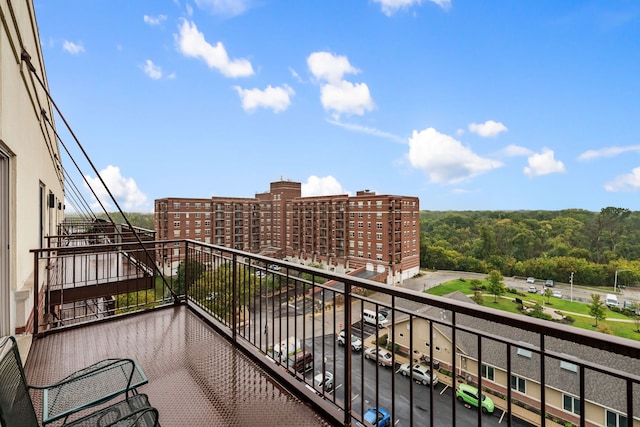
(614, 269, 630, 293)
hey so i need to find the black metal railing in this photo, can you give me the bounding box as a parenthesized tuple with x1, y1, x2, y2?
(32, 236, 640, 427)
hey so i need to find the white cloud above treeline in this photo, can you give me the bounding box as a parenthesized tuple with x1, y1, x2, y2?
(84, 165, 149, 211)
(407, 127, 502, 184)
(605, 167, 640, 192)
(523, 148, 566, 177)
(578, 144, 640, 161)
(175, 19, 253, 78)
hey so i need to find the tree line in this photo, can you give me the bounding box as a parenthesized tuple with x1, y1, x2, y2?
(91, 206, 640, 289)
(420, 207, 640, 288)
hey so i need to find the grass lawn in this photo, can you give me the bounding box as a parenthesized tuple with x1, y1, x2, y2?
(427, 279, 640, 342)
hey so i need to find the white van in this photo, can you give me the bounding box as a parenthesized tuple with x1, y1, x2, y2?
(363, 309, 389, 328)
(605, 294, 619, 308)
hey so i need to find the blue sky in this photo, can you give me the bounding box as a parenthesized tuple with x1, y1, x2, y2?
(33, 0, 640, 213)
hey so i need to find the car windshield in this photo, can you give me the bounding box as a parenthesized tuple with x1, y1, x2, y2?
(351, 335, 359, 342)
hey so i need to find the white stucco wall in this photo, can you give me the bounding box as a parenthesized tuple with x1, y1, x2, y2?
(1, 0, 64, 335)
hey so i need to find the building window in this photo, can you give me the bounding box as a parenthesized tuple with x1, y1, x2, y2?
(173, 230, 180, 237)
(376, 243, 383, 251)
(376, 254, 383, 261)
(358, 222, 363, 228)
(560, 361, 578, 373)
(174, 213, 180, 219)
(358, 212, 364, 218)
(174, 221, 180, 227)
(376, 222, 383, 229)
(173, 202, 180, 209)
(376, 233, 382, 240)
(510, 375, 526, 393)
(563, 394, 581, 416)
(377, 212, 382, 218)
(349, 221, 355, 228)
(358, 232, 363, 238)
(606, 410, 627, 427)
(376, 201, 382, 208)
(516, 348, 532, 358)
(481, 364, 495, 381)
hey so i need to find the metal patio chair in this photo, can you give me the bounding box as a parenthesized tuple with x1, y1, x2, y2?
(0, 335, 160, 426)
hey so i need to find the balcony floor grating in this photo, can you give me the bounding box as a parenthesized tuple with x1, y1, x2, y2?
(24, 306, 332, 427)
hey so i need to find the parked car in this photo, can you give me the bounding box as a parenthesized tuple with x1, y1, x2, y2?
(287, 350, 314, 373)
(364, 347, 393, 367)
(255, 270, 267, 278)
(552, 290, 562, 299)
(313, 371, 333, 392)
(337, 331, 363, 351)
(544, 279, 554, 287)
(623, 300, 639, 314)
(268, 264, 281, 271)
(526, 277, 535, 284)
(456, 383, 495, 414)
(361, 407, 391, 427)
(528, 285, 537, 293)
(397, 363, 439, 386)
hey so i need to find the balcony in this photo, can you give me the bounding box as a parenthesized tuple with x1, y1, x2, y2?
(24, 225, 640, 427)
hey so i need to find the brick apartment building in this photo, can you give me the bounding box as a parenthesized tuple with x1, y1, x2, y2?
(154, 180, 420, 284)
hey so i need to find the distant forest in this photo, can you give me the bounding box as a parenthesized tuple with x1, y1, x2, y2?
(93, 207, 639, 288)
(420, 207, 640, 288)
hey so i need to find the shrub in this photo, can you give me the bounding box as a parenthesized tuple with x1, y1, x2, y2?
(377, 334, 389, 347)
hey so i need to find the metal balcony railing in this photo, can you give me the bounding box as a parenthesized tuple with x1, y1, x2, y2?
(31, 235, 640, 427)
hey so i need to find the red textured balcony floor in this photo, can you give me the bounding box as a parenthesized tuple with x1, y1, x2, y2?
(23, 305, 331, 427)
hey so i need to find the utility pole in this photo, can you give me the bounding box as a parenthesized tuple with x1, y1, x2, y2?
(570, 272, 574, 302)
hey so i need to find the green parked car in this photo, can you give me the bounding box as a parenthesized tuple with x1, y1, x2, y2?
(456, 383, 495, 414)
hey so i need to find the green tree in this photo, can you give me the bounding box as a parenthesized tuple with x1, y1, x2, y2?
(486, 270, 506, 303)
(174, 259, 206, 295)
(588, 293, 607, 327)
(544, 287, 553, 304)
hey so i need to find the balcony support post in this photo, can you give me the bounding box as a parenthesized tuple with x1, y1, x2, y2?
(343, 282, 352, 426)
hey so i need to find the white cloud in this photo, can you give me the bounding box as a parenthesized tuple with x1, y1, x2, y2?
(307, 51, 359, 83)
(468, 120, 508, 137)
(326, 119, 405, 143)
(320, 81, 375, 117)
(301, 176, 349, 197)
(142, 60, 163, 79)
(62, 40, 85, 54)
(407, 127, 502, 184)
(234, 84, 294, 113)
(578, 144, 640, 161)
(605, 167, 640, 192)
(523, 148, 566, 177)
(143, 14, 167, 26)
(374, 0, 451, 16)
(84, 165, 149, 211)
(194, 0, 250, 17)
(307, 51, 374, 118)
(289, 67, 303, 83)
(500, 144, 533, 157)
(175, 19, 253, 78)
